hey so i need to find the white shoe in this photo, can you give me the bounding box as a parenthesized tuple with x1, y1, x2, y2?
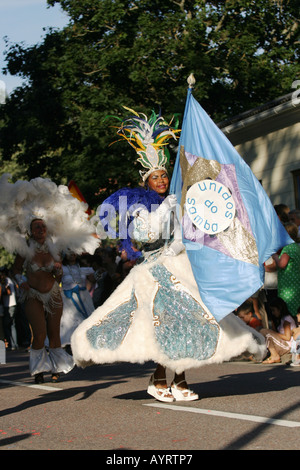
(147, 375, 175, 402)
(170, 380, 199, 401)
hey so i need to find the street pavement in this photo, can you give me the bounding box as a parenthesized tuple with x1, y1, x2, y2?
(0, 348, 299, 452)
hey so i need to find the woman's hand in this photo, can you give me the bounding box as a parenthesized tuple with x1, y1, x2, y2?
(53, 262, 63, 280)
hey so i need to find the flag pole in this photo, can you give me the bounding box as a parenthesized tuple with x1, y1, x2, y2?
(170, 74, 195, 196)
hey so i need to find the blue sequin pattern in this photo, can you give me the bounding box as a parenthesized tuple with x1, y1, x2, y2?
(150, 264, 219, 361)
(86, 290, 137, 350)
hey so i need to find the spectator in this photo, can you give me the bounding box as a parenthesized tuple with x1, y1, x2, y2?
(236, 299, 262, 330)
(91, 253, 114, 308)
(288, 209, 300, 239)
(272, 222, 300, 318)
(274, 204, 290, 223)
(8, 267, 32, 349)
(261, 297, 296, 364)
(0, 267, 18, 350)
(290, 306, 300, 367)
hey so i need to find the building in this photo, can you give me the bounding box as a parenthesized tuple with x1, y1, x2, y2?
(219, 91, 300, 210)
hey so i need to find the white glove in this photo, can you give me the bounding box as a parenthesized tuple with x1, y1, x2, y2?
(164, 240, 185, 256)
(131, 195, 178, 243)
(164, 194, 177, 208)
(156, 194, 177, 218)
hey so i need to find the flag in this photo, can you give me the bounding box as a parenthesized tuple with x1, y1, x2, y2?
(68, 180, 92, 215)
(170, 86, 292, 321)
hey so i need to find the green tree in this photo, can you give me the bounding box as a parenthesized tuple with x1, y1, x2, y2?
(1, 0, 299, 208)
(0, 152, 28, 267)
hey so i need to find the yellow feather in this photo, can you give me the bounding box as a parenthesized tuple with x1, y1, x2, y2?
(122, 106, 140, 117)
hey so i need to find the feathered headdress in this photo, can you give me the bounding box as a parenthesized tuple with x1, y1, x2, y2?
(112, 107, 180, 181)
(0, 174, 99, 259)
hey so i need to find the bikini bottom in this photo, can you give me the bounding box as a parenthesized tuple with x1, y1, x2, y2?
(21, 281, 62, 316)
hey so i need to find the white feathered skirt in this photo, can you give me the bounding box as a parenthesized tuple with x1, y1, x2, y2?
(71, 250, 266, 374)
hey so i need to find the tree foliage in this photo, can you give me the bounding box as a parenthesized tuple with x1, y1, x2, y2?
(0, 0, 299, 208)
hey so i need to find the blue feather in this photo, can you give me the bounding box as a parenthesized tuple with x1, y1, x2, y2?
(99, 187, 164, 260)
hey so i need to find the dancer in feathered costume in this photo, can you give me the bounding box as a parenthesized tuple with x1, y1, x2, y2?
(71, 108, 266, 402)
(0, 174, 99, 383)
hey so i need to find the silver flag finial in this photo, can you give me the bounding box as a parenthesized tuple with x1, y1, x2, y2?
(187, 73, 196, 88)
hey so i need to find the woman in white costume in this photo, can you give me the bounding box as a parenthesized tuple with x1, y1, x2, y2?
(71, 109, 266, 402)
(60, 252, 95, 349)
(13, 218, 74, 383)
(0, 174, 99, 383)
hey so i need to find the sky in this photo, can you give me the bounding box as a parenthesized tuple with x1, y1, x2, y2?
(0, 0, 68, 95)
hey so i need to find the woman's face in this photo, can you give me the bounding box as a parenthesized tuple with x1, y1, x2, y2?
(66, 252, 77, 263)
(270, 306, 281, 318)
(31, 219, 47, 243)
(147, 170, 169, 196)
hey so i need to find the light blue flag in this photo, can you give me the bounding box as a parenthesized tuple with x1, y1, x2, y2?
(170, 86, 292, 321)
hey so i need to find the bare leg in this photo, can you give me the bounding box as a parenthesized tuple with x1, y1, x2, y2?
(25, 298, 48, 382)
(153, 364, 168, 387)
(171, 371, 199, 401)
(262, 346, 281, 363)
(260, 329, 282, 363)
(46, 300, 63, 382)
(173, 371, 187, 389)
(46, 303, 62, 349)
(25, 298, 47, 349)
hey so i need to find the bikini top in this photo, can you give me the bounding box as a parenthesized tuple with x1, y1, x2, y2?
(25, 261, 55, 274)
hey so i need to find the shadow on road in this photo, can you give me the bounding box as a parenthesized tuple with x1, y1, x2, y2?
(222, 400, 300, 450)
(191, 364, 300, 398)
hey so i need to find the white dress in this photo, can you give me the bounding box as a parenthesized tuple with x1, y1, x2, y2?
(60, 264, 95, 346)
(71, 196, 266, 373)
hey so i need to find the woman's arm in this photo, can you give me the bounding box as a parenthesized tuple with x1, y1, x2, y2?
(264, 258, 277, 272)
(278, 321, 292, 341)
(272, 252, 290, 269)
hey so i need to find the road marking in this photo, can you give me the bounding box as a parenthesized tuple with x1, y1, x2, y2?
(144, 403, 300, 428)
(0, 378, 62, 391)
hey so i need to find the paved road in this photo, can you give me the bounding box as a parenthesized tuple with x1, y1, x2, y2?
(0, 349, 299, 452)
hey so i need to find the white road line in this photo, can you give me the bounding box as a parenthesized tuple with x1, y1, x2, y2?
(0, 378, 62, 391)
(144, 403, 300, 428)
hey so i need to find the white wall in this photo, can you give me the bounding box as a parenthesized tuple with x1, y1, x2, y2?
(234, 121, 300, 208)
